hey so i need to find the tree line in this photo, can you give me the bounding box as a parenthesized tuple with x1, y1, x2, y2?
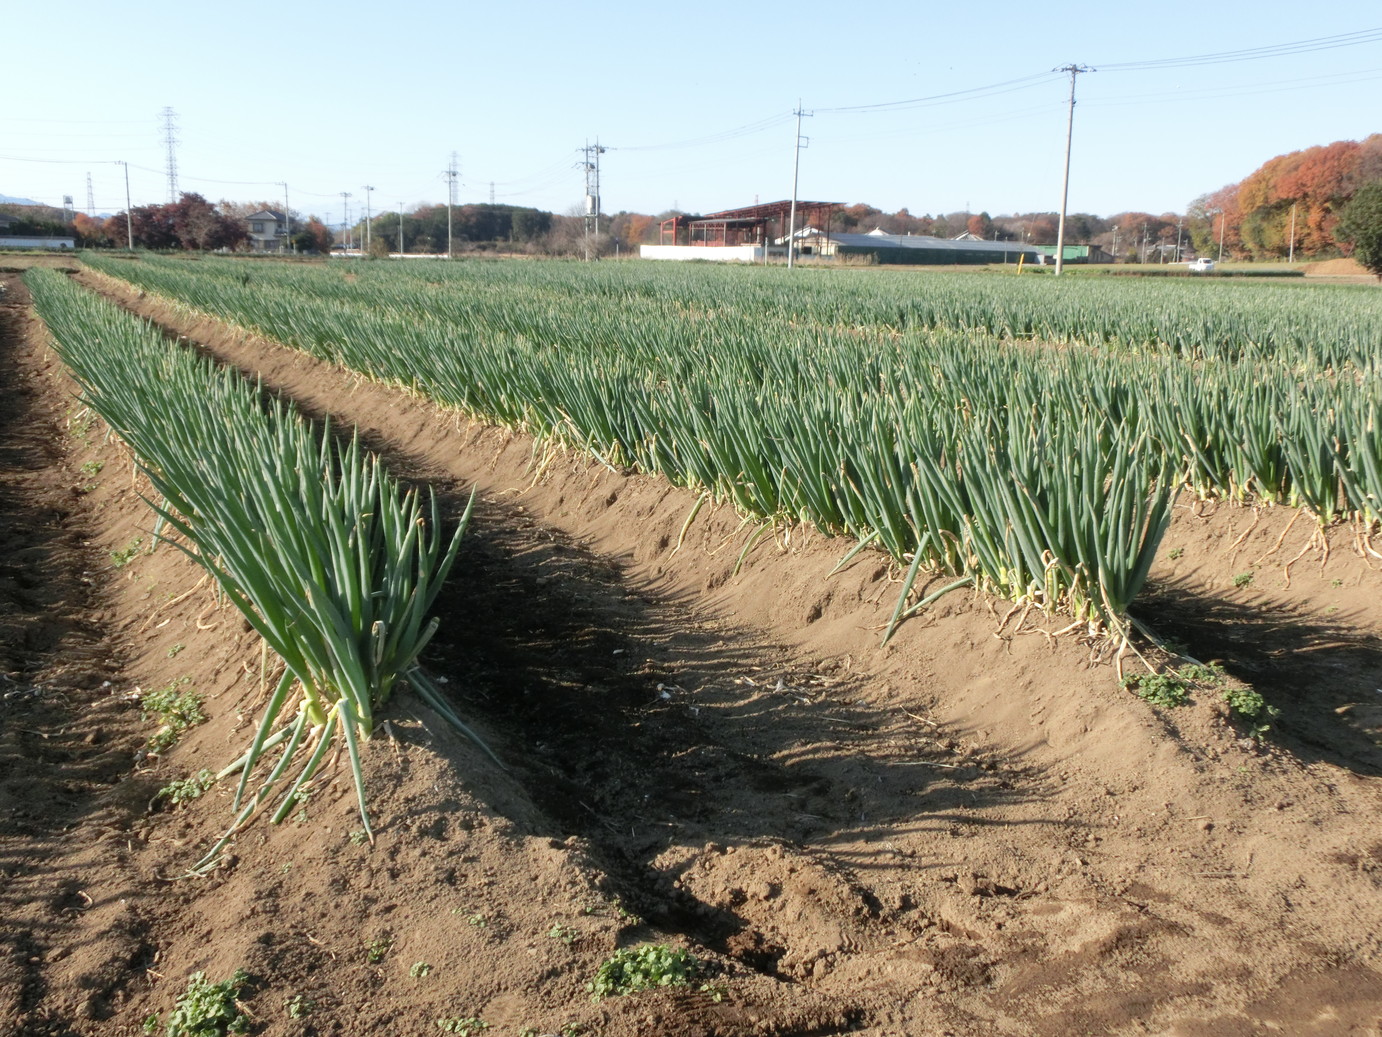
(7, 133, 1379, 272)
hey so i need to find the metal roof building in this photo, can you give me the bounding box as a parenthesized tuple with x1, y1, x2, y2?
(816, 231, 1045, 265)
(659, 200, 841, 248)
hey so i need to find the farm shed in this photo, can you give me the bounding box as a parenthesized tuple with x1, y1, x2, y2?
(1033, 243, 1114, 264)
(643, 200, 841, 261)
(817, 231, 1044, 265)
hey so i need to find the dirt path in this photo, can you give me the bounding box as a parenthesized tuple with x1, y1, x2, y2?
(2, 265, 1381, 1035)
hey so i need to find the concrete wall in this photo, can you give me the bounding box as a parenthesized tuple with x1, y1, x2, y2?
(640, 244, 762, 262)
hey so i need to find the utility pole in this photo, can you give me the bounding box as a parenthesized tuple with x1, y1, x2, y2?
(1217, 209, 1227, 263)
(116, 161, 133, 249)
(787, 102, 812, 269)
(161, 106, 179, 204)
(581, 140, 607, 260)
(443, 153, 459, 258)
(361, 185, 375, 254)
(1287, 202, 1297, 264)
(1052, 64, 1092, 277)
(1175, 216, 1183, 263)
(399, 202, 405, 257)
(340, 192, 352, 250)
(277, 182, 291, 252)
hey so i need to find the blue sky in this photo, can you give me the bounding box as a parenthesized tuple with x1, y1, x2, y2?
(3, 2, 1379, 223)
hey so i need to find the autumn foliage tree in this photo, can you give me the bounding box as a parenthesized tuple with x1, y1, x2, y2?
(291, 217, 332, 254)
(1335, 179, 1382, 279)
(107, 193, 246, 250)
(1217, 135, 1382, 260)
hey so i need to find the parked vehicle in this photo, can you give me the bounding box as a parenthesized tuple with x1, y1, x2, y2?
(1188, 257, 1216, 273)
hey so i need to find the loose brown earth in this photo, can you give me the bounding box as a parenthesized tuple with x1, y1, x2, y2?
(2, 260, 1381, 1036)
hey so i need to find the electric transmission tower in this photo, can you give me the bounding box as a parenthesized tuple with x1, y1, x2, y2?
(85, 173, 96, 216)
(161, 106, 179, 203)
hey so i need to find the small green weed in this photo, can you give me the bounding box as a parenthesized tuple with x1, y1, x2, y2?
(145, 969, 249, 1037)
(410, 961, 433, 979)
(68, 411, 95, 442)
(154, 769, 215, 808)
(435, 1017, 487, 1035)
(549, 923, 577, 945)
(464, 913, 487, 928)
(366, 935, 392, 964)
(141, 678, 205, 753)
(1121, 671, 1191, 708)
(167, 643, 185, 658)
(588, 944, 702, 1000)
(349, 828, 370, 846)
(80, 460, 104, 477)
(111, 537, 144, 568)
(1178, 662, 1227, 686)
(283, 994, 315, 1019)
(1223, 686, 1280, 738)
(1167, 547, 1184, 560)
(1123, 661, 1225, 709)
(1232, 570, 1255, 589)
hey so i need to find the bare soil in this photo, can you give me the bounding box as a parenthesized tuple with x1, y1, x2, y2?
(2, 263, 1381, 1036)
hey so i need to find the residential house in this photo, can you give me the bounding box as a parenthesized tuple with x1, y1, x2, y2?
(245, 209, 288, 252)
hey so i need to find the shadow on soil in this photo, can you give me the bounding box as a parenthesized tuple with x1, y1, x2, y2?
(1137, 574, 1382, 777)
(0, 278, 150, 1035)
(416, 494, 1058, 977)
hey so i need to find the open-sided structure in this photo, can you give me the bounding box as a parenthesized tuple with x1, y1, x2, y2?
(643, 200, 841, 261)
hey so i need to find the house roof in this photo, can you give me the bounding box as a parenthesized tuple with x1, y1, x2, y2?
(245, 210, 285, 222)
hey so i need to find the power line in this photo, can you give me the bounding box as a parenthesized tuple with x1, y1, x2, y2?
(1097, 25, 1382, 72)
(815, 72, 1059, 114)
(1084, 64, 1382, 108)
(613, 113, 791, 151)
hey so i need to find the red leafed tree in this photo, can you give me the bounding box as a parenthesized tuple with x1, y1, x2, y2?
(1219, 137, 1379, 259)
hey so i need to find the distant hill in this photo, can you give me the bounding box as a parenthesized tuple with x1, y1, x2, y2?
(0, 194, 43, 206)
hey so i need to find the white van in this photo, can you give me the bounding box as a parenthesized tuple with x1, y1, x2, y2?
(1188, 257, 1215, 273)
